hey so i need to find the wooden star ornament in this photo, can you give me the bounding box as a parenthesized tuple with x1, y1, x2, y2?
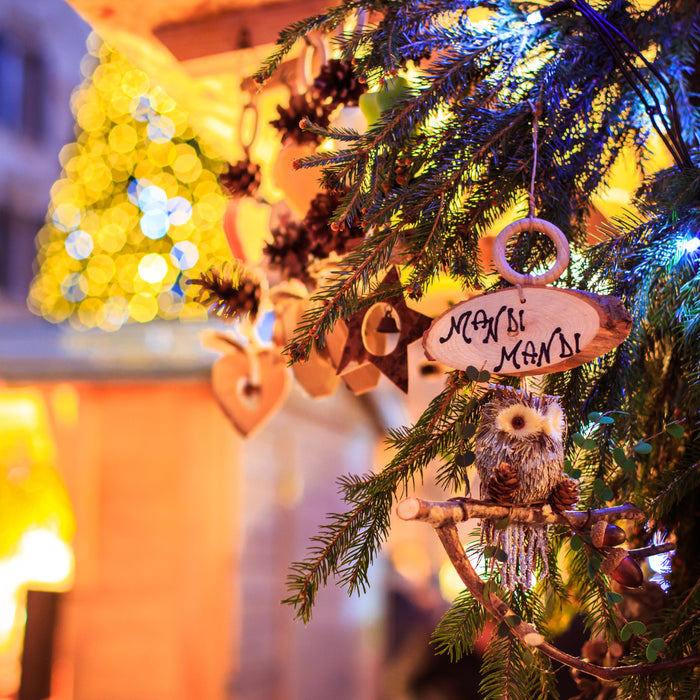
(335, 268, 433, 392)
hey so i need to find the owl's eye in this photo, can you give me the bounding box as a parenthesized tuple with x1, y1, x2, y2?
(495, 403, 544, 436)
(511, 415, 525, 429)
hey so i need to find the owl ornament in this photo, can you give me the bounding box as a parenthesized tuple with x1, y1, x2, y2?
(474, 384, 578, 589)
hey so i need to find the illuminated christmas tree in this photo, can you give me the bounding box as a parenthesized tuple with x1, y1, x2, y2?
(29, 36, 231, 331)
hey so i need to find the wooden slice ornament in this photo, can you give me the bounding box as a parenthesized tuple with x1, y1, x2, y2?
(423, 218, 632, 376)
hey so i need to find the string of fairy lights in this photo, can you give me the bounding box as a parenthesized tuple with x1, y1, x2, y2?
(29, 38, 231, 331)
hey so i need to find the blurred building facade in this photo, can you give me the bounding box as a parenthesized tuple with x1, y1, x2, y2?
(0, 1, 387, 699)
(0, 0, 88, 313)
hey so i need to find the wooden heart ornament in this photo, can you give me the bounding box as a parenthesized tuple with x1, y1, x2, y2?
(212, 347, 291, 437)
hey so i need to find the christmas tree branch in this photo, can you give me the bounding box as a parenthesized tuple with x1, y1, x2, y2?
(626, 541, 676, 560)
(435, 522, 700, 682)
(286, 228, 398, 360)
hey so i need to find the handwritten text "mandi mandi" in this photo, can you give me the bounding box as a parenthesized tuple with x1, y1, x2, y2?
(438, 304, 582, 372)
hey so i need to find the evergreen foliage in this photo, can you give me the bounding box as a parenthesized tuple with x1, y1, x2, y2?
(259, 0, 700, 696)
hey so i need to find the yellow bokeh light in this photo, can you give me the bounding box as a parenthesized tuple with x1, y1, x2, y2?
(108, 123, 138, 154)
(52, 202, 81, 232)
(129, 293, 158, 322)
(391, 541, 432, 586)
(121, 68, 150, 98)
(438, 560, 465, 602)
(138, 253, 168, 284)
(76, 102, 106, 132)
(173, 154, 202, 183)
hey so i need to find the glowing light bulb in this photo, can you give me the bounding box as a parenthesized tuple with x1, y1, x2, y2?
(678, 236, 700, 254)
(138, 254, 168, 283)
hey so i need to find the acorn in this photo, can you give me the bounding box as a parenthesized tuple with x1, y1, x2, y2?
(611, 556, 644, 588)
(603, 524, 627, 547)
(591, 521, 627, 548)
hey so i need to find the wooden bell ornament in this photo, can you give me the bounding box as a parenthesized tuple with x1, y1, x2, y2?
(423, 218, 632, 375)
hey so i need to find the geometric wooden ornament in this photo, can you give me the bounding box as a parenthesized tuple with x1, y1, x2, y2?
(335, 267, 433, 392)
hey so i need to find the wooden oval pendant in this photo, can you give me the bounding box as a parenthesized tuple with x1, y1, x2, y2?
(423, 287, 631, 376)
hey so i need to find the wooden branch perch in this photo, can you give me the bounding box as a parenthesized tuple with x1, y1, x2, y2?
(397, 497, 699, 681)
(434, 523, 700, 681)
(396, 497, 645, 529)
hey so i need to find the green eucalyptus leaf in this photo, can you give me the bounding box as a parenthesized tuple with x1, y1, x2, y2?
(666, 424, 685, 438)
(462, 423, 477, 439)
(455, 451, 475, 467)
(496, 620, 511, 638)
(602, 486, 614, 501)
(505, 614, 521, 628)
(634, 442, 652, 455)
(646, 646, 659, 662)
(583, 438, 598, 450)
(477, 370, 491, 382)
(570, 534, 583, 551)
(483, 545, 496, 559)
(599, 416, 615, 424)
(607, 591, 623, 604)
(570, 468, 582, 479)
(494, 548, 508, 563)
(628, 620, 647, 635)
(572, 432, 585, 447)
(593, 478, 605, 497)
(649, 637, 665, 651)
(465, 366, 480, 382)
(620, 459, 636, 473)
(588, 411, 602, 422)
(494, 516, 510, 530)
(620, 625, 632, 641)
(612, 447, 627, 465)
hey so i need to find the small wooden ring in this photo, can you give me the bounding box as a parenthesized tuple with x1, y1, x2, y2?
(492, 218, 570, 286)
(297, 33, 328, 91)
(238, 101, 259, 155)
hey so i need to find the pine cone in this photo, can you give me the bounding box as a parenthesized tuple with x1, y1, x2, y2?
(263, 220, 312, 280)
(270, 94, 332, 146)
(303, 191, 364, 259)
(219, 159, 261, 198)
(189, 264, 261, 321)
(486, 462, 519, 505)
(312, 59, 366, 107)
(549, 478, 580, 514)
(382, 156, 413, 193)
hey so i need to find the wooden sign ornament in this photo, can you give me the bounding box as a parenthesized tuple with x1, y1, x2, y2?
(423, 218, 632, 376)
